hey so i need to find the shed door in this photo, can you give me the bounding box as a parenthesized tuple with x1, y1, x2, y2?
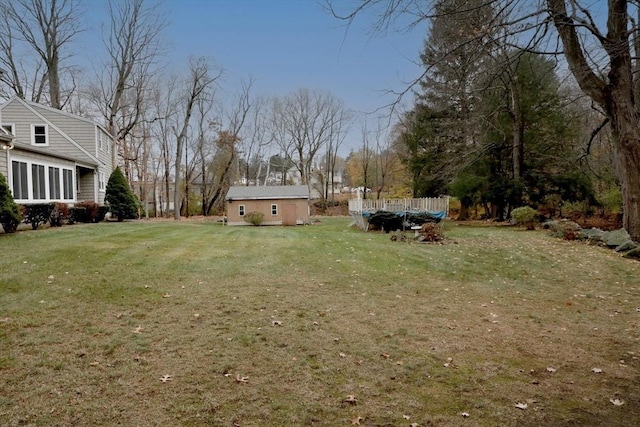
(282, 204, 297, 226)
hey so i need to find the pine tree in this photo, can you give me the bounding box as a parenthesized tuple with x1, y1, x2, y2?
(0, 172, 21, 233)
(105, 167, 138, 222)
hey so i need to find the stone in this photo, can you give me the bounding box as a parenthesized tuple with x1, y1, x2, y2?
(615, 240, 638, 253)
(602, 229, 632, 248)
(622, 247, 640, 260)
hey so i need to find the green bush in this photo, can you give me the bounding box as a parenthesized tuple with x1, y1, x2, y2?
(105, 167, 138, 221)
(511, 206, 538, 230)
(23, 203, 55, 230)
(243, 211, 264, 226)
(0, 172, 21, 233)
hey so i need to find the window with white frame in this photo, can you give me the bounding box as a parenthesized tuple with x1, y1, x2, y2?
(2, 124, 14, 135)
(31, 124, 48, 145)
(63, 169, 74, 200)
(98, 130, 104, 151)
(32, 164, 46, 199)
(271, 204, 278, 215)
(239, 205, 245, 216)
(99, 171, 106, 191)
(10, 158, 74, 202)
(11, 161, 28, 199)
(48, 167, 61, 199)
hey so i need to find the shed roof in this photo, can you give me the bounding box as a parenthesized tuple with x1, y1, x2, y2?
(226, 185, 309, 201)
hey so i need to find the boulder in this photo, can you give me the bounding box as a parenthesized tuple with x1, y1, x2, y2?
(615, 240, 638, 253)
(602, 229, 632, 248)
(578, 227, 605, 243)
(622, 247, 640, 260)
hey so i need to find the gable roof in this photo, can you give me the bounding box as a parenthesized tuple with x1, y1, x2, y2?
(0, 96, 103, 166)
(226, 185, 310, 200)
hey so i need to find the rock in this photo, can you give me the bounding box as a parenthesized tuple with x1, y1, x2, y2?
(602, 229, 632, 248)
(578, 227, 605, 243)
(615, 240, 638, 253)
(622, 247, 640, 260)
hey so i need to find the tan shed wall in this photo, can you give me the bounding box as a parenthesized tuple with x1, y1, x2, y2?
(227, 198, 309, 226)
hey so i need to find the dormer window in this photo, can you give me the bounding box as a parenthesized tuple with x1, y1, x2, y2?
(31, 124, 48, 145)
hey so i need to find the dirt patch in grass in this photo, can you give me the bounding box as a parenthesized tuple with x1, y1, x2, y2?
(1, 219, 639, 426)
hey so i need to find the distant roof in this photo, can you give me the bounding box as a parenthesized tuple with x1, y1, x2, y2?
(226, 185, 309, 200)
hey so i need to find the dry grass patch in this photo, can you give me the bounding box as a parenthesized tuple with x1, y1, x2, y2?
(0, 218, 639, 426)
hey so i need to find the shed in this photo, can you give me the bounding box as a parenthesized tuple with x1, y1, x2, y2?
(225, 185, 310, 226)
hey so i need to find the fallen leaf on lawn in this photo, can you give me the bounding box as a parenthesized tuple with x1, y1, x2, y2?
(461, 412, 470, 417)
(339, 352, 347, 358)
(515, 402, 528, 410)
(351, 415, 363, 425)
(89, 361, 99, 366)
(344, 395, 357, 404)
(160, 375, 173, 383)
(162, 293, 171, 298)
(132, 326, 144, 334)
(48, 275, 55, 280)
(403, 414, 411, 420)
(235, 374, 249, 383)
(272, 320, 282, 326)
(592, 368, 603, 373)
(546, 367, 556, 373)
(0, 317, 10, 322)
(381, 353, 391, 359)
(610, 398, 625, 406)
(410, 423, 420, 427)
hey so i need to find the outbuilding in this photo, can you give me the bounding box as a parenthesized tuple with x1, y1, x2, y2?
(225, 185, 310, 226)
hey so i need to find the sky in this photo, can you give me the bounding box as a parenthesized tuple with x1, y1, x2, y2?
(151, 0, 427, 151)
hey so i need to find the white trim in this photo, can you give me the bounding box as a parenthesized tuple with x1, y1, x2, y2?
(9, 154, 75, 204)
(2, 123, 15, 136)
(8, 97, 103, 165)
(31, 124, 49, 146)
(271, 203, 278, 216)
(239, 204, 245, 216)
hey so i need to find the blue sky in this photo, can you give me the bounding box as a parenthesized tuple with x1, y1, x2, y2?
(156, 0, 427, 148)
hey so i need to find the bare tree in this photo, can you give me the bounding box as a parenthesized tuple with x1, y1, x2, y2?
(0, 0, 82, 108)
(272, 89, 347, 190)
(173, 57, 221, 220)
(97, 0, 166, 170)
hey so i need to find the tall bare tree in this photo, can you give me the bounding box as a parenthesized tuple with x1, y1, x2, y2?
(97, 0, 166, 169)
(173, 57, 220, 220)
(0, 0, 82, 108)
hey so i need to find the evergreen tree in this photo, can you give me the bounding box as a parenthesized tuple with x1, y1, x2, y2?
(105, 167, 138, 221)
(0, 172, 21, 233)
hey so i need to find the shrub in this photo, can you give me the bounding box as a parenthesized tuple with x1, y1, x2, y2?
(368, 211, 403, 233)
(49, 203, 70, 227)
(23, 203, 55, 230)
(243, 211, 264, 226)
(105, 167, 138, 221)
(511, 206, 538, 230)
(0, 172, 21, 233)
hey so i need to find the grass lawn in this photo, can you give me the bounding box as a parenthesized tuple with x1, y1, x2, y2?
(1, 217, 639, 426)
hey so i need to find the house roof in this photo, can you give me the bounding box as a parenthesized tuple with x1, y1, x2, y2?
(10, 140, 98, 168)
(226, 185, 310, 201)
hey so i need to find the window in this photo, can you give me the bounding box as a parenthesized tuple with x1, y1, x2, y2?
(31, 124, 48, 145)
(63, 169, 74, 200)
(271, 204, 278, 215)
(238, 205, 245, 216)
(97, 130, 103, 151)
(99, 172, 106, 191)
(11, 161, 28, 199)
(48, 167, 61, 199)
(2, 124, 14, 135)
(32, 164, 46, 199)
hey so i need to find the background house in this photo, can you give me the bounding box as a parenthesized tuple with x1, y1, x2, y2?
(225, 185, 310, 226)
(0, 97, 113, 205)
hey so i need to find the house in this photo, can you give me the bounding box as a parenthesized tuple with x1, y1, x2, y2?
(225, 185, 310, 226)
(0, 97, 113, 205)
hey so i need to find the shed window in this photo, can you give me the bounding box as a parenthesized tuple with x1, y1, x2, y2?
(271, 204, 278, 215)
(239, 205, 245, 216)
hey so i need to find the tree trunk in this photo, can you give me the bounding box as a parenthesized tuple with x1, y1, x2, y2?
(511, 76, 524, 181)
